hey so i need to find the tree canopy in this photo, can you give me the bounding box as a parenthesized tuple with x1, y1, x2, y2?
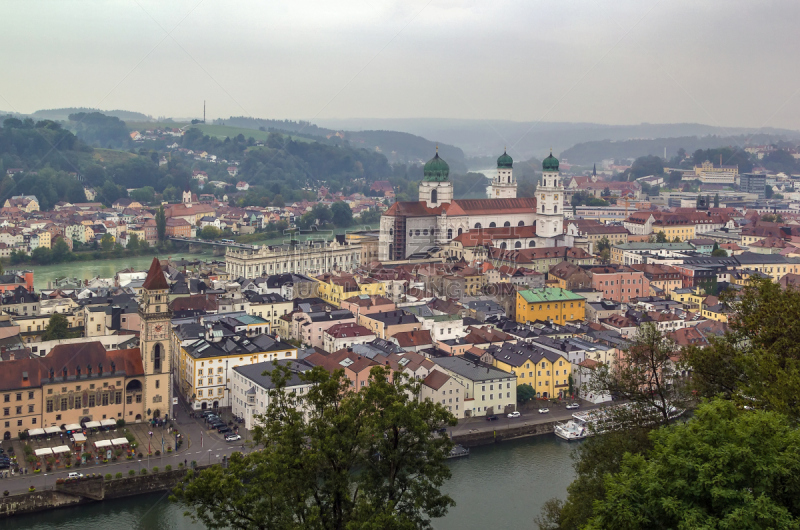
(173, 365, 457, 530)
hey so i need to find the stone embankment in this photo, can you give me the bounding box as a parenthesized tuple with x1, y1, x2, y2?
(451, 419, 561, 447)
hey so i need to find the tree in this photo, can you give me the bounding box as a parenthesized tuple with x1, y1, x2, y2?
(630, 155, 665, 179)
(330, 201, 353, 227)
(173, 365, 457, 529)
(584, 400, 800, 530)
(127, 233, 140, 251)
(271, 194, 285, 207)
(711, 248, 727, 257)
(584, 322, 688, 426)
(100, 233, 114, 252)
(517, 384, 536, 404)
(200, 226, 222, 240)
(596, 236, 610, 252)
(42, 313, 77, 340)
(686, 278, 800, 420)
(713, 193, 719, 208)
(567, 373, 574, 398)
(672, 236, 681, 243)
(654, 231, 668, 243)
(156, 206, 166, 242)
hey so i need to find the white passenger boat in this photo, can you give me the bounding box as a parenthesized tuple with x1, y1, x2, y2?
(554, 419, 588, 441)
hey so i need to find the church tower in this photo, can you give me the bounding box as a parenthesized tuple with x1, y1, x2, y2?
(488, 149, 517, 198)
(535, 152, 564, 239)
(139, 257, 173, 420)
(418, 148, 453, 208)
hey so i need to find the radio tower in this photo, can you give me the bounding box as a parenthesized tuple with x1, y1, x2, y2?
(203, 100, 206, 123)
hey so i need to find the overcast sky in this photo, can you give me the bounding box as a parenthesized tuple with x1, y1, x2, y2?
(1, 0, 799, 129)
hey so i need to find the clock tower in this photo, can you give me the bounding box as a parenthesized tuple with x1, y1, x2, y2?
(139, 257, 173, 420)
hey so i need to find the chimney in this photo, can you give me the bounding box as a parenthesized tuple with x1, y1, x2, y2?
(110, 361, 116, 374)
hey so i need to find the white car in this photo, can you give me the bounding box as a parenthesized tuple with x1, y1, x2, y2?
(225, 433, 241, 442)
(67, 472, 83, 479)
(507, 411, 520, 418)
(538, 408, 550, 414)
(566, 403, 580, 410)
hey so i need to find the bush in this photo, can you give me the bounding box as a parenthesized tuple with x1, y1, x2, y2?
(28, 486, 35, 492)
(165, 464, 172, 471)
(137, 452, 143, 458)
(115, 472, 123, 479)
(152, 466, 159, 473)
(154, 450, 161, 456)
(116, 419, 126, 428)
(128, 469, 135, 476)
(140, 468, 147, 475)
(104, 473, 112, 480)
(2, 490, 7, 496)
(178, 462, 183, 468)
(45, 466, 51, 472)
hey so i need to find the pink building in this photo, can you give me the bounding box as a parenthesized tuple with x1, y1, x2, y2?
(588, 266, 649, 303)
(292, 309, 356, 350)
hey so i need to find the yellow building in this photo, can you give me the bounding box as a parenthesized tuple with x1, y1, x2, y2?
(316, 274, 385, 307)
(489, 343, 572, 399)
(35, 231, 51, 249)
(175, 330, 298, 410)
(516, 288, 585, 325)
(246, 294, 293, 330)
(652, 223, 696, 242)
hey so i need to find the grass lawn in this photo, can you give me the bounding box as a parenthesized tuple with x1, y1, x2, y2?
(92, 148, 141, 164)
(193, 124, 313, 143)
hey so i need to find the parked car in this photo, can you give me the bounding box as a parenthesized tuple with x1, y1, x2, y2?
(507, 411, 521, 418)
(538, 408, 550, 414)
(485, 415, 499, 421)
(67, 472, 83, 479)
(217, 426, 232, 434)
(225, 433, 241, 442)
(566, 403, 580, 409)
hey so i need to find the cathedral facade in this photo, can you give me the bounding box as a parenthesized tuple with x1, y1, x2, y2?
(379, 149, 579, 261)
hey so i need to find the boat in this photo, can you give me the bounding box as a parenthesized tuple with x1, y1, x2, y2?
(554, 419, 588, 441)
(447, 444, 470, 459)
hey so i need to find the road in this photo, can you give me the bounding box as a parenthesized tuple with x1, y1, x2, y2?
(448, 399, 605, 438)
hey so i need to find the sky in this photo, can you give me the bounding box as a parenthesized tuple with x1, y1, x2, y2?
(1, 0, 799, 129)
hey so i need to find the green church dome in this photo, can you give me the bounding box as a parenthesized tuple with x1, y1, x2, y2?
(542, 152, 559, 172)
(497, 150, 513, 169)
(423, 150, 449, 181)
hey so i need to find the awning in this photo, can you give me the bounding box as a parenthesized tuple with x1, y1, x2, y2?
(110, 437, 129, 446)
(27, 428, 45, 437)
(34, 448, 52, 456)
(44, 426, 61, 434)
(84, 421, 102, 429)
(72, 433, 86, 442)
(52, 445, 70, 454)
(100, 419, 116, 427)
(94, 440, 112, 448)
(64, 423, 82, 432)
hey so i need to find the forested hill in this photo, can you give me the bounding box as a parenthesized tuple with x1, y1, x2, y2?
(217, 116, 466, 171)
(31, 108, 153, 122)
(561, 134, 800, 164)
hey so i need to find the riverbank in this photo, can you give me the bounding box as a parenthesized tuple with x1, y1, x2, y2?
(0, 466, 206, 518)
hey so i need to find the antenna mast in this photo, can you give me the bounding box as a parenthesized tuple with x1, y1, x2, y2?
(203, 100, 206, 123)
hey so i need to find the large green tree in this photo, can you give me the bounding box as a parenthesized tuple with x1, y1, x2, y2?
(584, 400, 800, 530)
(330, 201, 353, 227)
(156, 205, 167, 242)
(42, 313, 78, 340)
(173, 365, 456, 529)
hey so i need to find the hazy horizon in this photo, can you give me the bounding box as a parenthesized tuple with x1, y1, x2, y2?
(3, 1, 800, 131)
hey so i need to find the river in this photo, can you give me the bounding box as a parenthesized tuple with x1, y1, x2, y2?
(1, 435, 576, 530)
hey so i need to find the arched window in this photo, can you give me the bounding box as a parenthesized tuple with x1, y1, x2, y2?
(474, 223, 481, 229)
(389, 228, 393, 236)
(515, 242, 522, 248)
(554, 206, 558, 214)
(518, 221, 524, 226)
(447, 229, 453, 239)
(500, 242, 507, 249)
(504, 221, 511, 227)
(153, 343, 162, 372)
(431, 189, 438, 203)
(423, 229, 428, 236)
(415, 229, 421, 236)
(458, 228, 463, 235)
(489, 222, 496, 228)
(529, 241, 536, 247)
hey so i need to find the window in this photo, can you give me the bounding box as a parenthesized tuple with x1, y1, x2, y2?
(126, 395, 132, 405)
(2, 408, 7, 416)
(27, 391, 33, 400)
(46, 401, 53, 413)
(61, 398, 67, 410)
(89, 395, 95, 407)
(115, 392, 122, 405)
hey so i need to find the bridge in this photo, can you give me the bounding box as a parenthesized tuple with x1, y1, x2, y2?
(168, 237, 257, 250)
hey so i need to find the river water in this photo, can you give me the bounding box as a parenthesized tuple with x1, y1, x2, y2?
(1, 435, 576, 530)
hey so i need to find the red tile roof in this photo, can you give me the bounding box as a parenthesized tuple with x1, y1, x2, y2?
(142, 257, 169, 290)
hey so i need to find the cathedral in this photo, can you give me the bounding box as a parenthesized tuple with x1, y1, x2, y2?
(379, 149, 584, 261)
